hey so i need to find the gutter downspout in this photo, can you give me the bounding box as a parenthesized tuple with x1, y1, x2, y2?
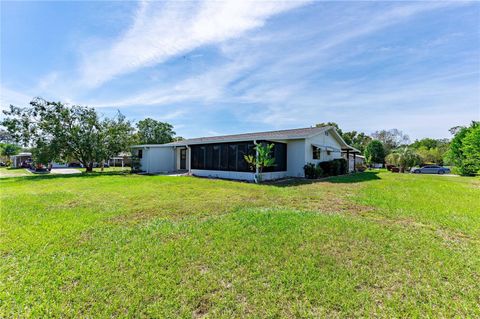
(186, 145, 191, 175)
(173, 146, 176, 172)
(254, 140, 259, 183)
(146, 147, 150, 174)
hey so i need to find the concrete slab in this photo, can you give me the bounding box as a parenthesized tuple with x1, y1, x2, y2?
(50, 168, 81, 175)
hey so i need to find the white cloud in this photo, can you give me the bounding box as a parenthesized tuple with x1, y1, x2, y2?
(0, 86, 33, 110)
(79, 0, 309, 88)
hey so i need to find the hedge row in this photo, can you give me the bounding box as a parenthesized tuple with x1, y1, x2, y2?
(303, 158, 348, 179)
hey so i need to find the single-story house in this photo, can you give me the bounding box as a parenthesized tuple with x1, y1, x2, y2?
(131, 126, 361, 182)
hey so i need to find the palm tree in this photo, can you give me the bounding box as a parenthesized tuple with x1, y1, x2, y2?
(244, 143, 276, 183)
(386, 147, 421, 173)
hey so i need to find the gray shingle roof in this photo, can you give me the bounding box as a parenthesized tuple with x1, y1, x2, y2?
(131, 126, 360, 152)
(163, 126, 330, 146)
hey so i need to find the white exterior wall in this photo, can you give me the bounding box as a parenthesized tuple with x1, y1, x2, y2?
(286, 139, 306, 177)
(305, 131, 343, 165)
(140, 147, 175, 173)
(191, 170, 255, 181)
(191, 170, 288, 181)
(260, 171, 289, 180)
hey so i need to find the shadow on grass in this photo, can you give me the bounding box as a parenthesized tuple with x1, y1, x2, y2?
(264, 171, 381, 187)
(0, 171, 132, 182)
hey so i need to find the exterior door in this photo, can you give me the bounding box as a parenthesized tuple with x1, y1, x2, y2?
(180, 149, 186, 170)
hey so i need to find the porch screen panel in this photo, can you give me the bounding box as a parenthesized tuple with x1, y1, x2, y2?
(220, 144, 228, 170)
(237, 143, 248, 172)
(198, 146, 205, 169)
(190, 141, 258, 172)
(260, 141, 287, 172)
(212, 145, 220, 170)
(205, 145, 213, 170)
(228, 144, 237, 171)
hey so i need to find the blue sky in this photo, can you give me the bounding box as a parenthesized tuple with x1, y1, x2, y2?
(1, 1, 479, 140)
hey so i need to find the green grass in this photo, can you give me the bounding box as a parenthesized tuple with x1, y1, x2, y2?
(0, 167, 31, 177)
(1, 171, 479, 317)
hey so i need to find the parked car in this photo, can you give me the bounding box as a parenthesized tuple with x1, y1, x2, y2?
(68, 162, 82, 168)
(410, 165, 451, 174)
(0, 162, 6, 167)
(20, 160, 32, 168)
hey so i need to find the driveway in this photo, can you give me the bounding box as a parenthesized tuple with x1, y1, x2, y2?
(50, 168, 81, 175)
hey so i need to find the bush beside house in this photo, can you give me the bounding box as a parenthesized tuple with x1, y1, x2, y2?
(303, 158, 348, 179)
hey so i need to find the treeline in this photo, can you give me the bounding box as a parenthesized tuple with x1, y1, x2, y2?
(317, 121, 480, 176)
(0, 98, 179, 171)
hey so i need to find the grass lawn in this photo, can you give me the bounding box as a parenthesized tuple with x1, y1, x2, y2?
(0, 167, 31, 177)
(1, 170, 479, 317)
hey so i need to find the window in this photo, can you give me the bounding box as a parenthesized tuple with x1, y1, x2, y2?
(312, 146, 320, 160)
(137, 149, 143, 159)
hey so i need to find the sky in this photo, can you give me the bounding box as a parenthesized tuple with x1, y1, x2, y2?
(1, 1, 479, 141)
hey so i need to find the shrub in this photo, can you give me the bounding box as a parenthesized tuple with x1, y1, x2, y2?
(335, 158, 348, 175)
(303, 163, 324, 179)
(355, 163, 367, 172)
(303, 163, 317, 179)
(319, 161, 334, 176)
(318, 159, 348, 176)
(315, 165, 323, 178)
(331, 159, 341, 175)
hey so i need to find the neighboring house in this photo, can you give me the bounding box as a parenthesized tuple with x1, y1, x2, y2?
(344, 153, 365, 172)
(10, 152, 73, 169)
(108, 152, 131, 167)
(11, 152, 32, 168)
(131, 126, 360, 181)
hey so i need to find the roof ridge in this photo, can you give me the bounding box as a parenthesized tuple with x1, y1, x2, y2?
(171, 126, 323, 142)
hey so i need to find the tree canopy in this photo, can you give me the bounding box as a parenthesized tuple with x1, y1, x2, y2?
(371, 129, 410, 153)
(315, 122, 371, 152)
(1, 98, 134, 172)
(364, 140, 385, 165)
(136, 118, 175, 144)
(0, 143, 21, 159)
(445, 121, 480, 176)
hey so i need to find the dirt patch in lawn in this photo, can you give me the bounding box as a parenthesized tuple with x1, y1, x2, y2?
(108, 179, 372, 225)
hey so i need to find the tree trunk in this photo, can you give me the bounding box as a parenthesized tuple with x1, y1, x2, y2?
(85, 163, 93, 173)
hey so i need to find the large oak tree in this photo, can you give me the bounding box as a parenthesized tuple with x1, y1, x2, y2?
(1, 98, 134, 172)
